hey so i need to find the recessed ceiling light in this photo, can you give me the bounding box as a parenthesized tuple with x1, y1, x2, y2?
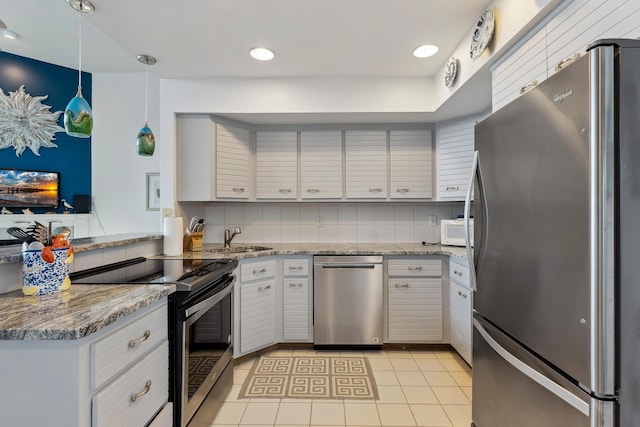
(1, 29, 19, 40)
(250, 47, 275, 61)
(413, 44, 439, 58)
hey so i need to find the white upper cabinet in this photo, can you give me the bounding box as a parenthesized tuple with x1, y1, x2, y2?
(389, 130, 433, 199)
(256, 131, 298, 199)
(300, 131, 343, 199)
(345, 131, 387, 199)
(177, 114, 215, 201)
(436, 118, 476, 201)
(216, 123, 251, 199)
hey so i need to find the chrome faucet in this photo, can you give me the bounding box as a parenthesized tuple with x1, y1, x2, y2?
(223, 226, 242, 248)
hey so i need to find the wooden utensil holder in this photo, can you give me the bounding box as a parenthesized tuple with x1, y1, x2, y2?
(185, 232, 204, 251)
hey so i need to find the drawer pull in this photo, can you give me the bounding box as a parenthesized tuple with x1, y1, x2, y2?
(454, 270, 463, 277)
(288, 266, 303, 271)
(129, 330, 151, 348)
(288, 282, 304, 287)
(307, 188, 320, 193)
(446, 186, 459, 191)
(253, 267, 267, 274)
(396, 188, 410, 194)
(395, 283, 410, 288)
(555, 53, 580, 71)
(279, 188, 292, 193)
(458, 290, 468, 298)
(369, 188, 383, 193)
(259, 284, 272, 291)
(232, 187, 245, 193)
(408, 266, 423, 271)
(130, 380, 152, 402)
(519, 80, 538, 95)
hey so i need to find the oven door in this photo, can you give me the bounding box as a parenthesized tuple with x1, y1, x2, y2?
(178, 276, 234, 427)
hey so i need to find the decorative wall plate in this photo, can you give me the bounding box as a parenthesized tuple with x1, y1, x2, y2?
(470, 8, 495, 60)
(444, 57, 458, 88)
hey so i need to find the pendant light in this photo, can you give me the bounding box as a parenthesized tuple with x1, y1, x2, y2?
(136, 54, 157, 156)
(64, 0, 94, 138)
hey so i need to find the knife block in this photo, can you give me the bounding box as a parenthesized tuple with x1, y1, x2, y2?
(185, 232, 203, 251)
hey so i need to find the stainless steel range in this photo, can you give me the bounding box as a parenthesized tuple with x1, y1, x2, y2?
(70, 257, 238, 427)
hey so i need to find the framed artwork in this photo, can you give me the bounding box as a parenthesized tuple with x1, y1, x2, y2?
(146, 172, 160, 211)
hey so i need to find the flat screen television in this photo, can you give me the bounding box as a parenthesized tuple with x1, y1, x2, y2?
(0, 169, 59, 209)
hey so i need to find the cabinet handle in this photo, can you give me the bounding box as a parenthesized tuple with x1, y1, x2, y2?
(454, 270, 463, 277)
(446, 186, 459, 191)
(259, 284, 272, 291)
(232, 187, 245, 193)
(129, 330, 151, 348)
(369, 188, 382, 193)
(408, 266, 423, 271)
(396, 188, 410, 194)
(394, 283, 410, 288)
(458, 290, 468, 299)
(519, 80, 538, 95)
(279, 188, 292, 193)
(288, 266, 303, 271)
(253, 268, 267, 274)
(307, 188, 320, 193)
(555, 53, 580, 71)
(13, 220, 31, 224)
(130, 380, 152, 402)
(288, 282, 304, 287)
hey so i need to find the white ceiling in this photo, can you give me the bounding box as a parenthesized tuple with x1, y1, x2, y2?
(0, 0, 495, 122)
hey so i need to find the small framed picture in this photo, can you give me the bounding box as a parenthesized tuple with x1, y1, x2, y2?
(146, 172, 160, 211)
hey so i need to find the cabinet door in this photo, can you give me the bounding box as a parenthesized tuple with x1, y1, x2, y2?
(177, 114, 214, 201)
(216, 123, 251, 199)
(345, 131, 387, 199)
(389, 130, 433, 199)
(450, 281, 472, 365)
(256, 131, 298, 199)
(240, 279, 276, 353)
(300, 131, 343, 199)
(283, 278, 310, 341)
(388, 278, 442, 342)
(436, 118, 476, 201)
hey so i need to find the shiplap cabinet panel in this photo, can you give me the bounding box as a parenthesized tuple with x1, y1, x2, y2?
(345, 131, 387, 199)
(282, 256, 312, 342)
(216, 124, 251, 199)
(389, 130, 433, 199)
(239, 279, 276, 353)
(388, 278, 443, 342)
(177, 115, 214, 201)
(256, 131, 298, 199)
(436, 118, 476, 201)
(300, 131, 343, 199)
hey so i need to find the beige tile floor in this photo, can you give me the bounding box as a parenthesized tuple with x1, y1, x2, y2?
(205, 348, 472, 427)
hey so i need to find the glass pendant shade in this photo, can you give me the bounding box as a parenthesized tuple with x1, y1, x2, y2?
(64, 86, 93, 138)
(136, 122, 155, 156)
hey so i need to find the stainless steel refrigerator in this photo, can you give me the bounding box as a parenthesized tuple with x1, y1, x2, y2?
(467, 39, 640, 427)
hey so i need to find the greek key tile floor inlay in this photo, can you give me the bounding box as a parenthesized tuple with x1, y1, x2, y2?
(238, 356, 379, 400)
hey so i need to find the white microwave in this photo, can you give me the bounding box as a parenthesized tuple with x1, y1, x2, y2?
(440, 218, 473, 247)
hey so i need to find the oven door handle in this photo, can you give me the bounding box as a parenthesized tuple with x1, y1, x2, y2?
(185, 279, 234, 319)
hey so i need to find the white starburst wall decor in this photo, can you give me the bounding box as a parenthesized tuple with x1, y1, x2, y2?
(0, 85, 64, 156)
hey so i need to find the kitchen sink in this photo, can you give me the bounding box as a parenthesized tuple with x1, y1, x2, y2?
(206, 245, 272, 254)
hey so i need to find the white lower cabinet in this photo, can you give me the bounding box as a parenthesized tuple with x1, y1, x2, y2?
(386, 257, 443, 343)
(237, 258, 277, 355)
(282, 256, 312, 342)
(449, 258, 472, 365)
(0, 298, 170, 427)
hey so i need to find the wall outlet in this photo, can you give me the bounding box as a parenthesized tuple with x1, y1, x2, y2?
(162, 208, 173, 219)
(316, 216, 324, 228)
(428, 215, 437, 227)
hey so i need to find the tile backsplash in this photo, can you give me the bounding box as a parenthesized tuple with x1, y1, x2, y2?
(204, 202, 464, 244)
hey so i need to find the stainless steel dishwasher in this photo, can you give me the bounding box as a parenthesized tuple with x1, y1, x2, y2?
(314, 255, 383, 347)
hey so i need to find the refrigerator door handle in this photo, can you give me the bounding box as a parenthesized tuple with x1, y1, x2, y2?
(465, 150, 487, 291)
(474, 318, 590, 416)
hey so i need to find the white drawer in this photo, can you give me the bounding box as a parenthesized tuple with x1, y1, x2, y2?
(92, 342, 169, 427)
(450, 259, 470, 288)
(91, 304, 168, 389)
(240, 258, 276, 281)
(283, 258, 309, 276)
(387, 258, 442, 277)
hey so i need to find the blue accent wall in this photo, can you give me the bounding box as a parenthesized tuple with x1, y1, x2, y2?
(0, 51, 91, 213)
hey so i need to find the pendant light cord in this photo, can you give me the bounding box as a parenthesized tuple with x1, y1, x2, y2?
(78, 6, 82, 89)
(145, 62, 149, 123)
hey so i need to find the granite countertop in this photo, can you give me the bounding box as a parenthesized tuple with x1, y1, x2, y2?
(0, 284, 175, 340)
(0, 232, 162, 265)
(163, 242, 469, 261)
